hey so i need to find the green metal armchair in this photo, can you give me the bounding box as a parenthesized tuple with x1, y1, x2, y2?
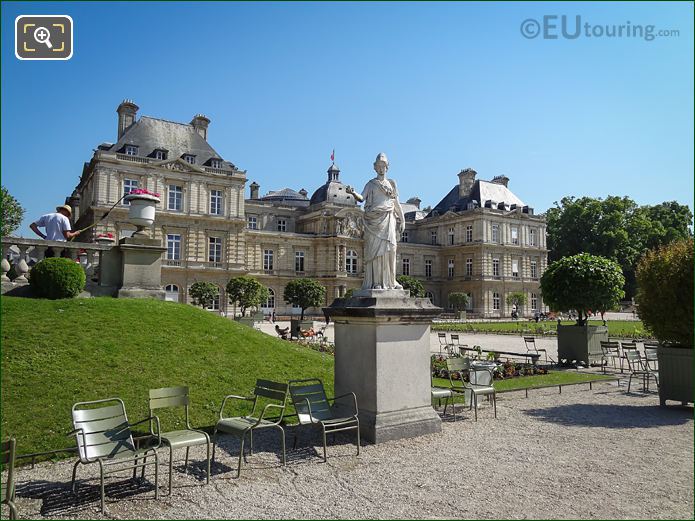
(288, 379, 360, 462)
(212, 379, 288, 477)
(1, 438, 17, 520)
(446, 357, 497, 421)
(70, 397, 161, 514)
(148, 386, 211, 495)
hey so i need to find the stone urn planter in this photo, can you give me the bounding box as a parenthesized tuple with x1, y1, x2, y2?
(95, 234, 115, 245)
(124, 190, 161, 237)
(557, 324, 608, 366)
(657, 346, 693, 406)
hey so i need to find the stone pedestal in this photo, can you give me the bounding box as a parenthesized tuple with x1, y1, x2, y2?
(117, 237, 166, 299)
(326, 289, 442, 444)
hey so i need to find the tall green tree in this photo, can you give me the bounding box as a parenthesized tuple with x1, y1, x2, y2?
(283, 278, 326, 320)
(189, 281, 219, 309)
(1, 186, 25, 237)
(545, 196, 692, 298)
(396, 275, 425, 298)
(226, 276, 269, 316)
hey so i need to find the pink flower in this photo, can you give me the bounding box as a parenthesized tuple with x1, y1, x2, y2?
(129, 189, 161, 198)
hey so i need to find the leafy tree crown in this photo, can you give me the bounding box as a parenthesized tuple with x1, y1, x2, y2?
(396, 275, 425, 298)
(226, 276, 269, 316)
(1, 186, 25, 237)
(283, 278, 326, 320)
(448, 292, 470, 311)
(189, 281, 219, 308)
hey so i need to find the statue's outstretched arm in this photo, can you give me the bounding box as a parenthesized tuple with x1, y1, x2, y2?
(345, 185, 364, 203)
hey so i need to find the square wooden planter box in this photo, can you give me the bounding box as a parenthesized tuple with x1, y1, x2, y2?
(657, 346, 693, 406)
(557, 324, 608, 366)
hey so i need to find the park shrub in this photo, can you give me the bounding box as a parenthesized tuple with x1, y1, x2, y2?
(29, 257, 86, 299)
(396, 275, 425, 297)
(189, 281, 219, 308)
(635, 239, 693, 347)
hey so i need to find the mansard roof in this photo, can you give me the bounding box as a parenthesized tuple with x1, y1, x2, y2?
(107, 116, 235, 168)
(428, 179, 526, 217)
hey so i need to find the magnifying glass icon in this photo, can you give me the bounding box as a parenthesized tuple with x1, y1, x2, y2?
(33, 26, 53, 49)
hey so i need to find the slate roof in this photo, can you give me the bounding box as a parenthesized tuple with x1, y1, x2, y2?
(107, 116, 235, 168)
(260, 188, 310, 207)
(428, 180, 526, 217)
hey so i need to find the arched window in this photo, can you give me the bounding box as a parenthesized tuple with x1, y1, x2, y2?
(346, 250, 358, 274)
(263, 288, 276, 310)
(204, 286, 221, 311)
(424, 291, 434, 304)
(164, 284, 179, 302)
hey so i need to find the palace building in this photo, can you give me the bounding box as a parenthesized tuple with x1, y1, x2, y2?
(68, 101, 548, 317)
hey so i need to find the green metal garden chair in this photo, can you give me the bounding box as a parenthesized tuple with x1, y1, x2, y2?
(1, 438, 17, 520)
(70, 397, 161, 514)
(148, 386, 211, 495)
(288, 379, 360, 462)
(600, 341, 621, 374)
(212, 379, 288, 477)
(446, 357, 497, 421)
(624, 350, 659, 393)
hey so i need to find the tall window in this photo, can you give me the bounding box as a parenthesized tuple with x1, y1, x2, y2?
(425, 259, 432, 278)
(491, 224, 499, 243)
(512, 259, 519, 278)
(263, 249, 274, 271)
(123, 178, 138, 205)
(466, 292, 473, 311)
(430, 230, 437, 245)
(125, 145, 138, 156)
(210, 189, 223, 215)
(448, 258, 455, 278)
(401, 230, 409, 243)
(493, 292, 500, 310)
(424, 291, 434, 304)
(492, 257, 500, 277)
(247, 215, 258, 230)
(346, 250, 358, 274)
(448, 227, 455, 245)
(465, 225, 473, 243)
(530, 259, 538, 279)
(264, 288, 275, 309)
(167, 234, 181, 261)
(164, 284, 179, 302)
(209, 237, 222, 265)
(295, 251, 305, 273)
(168, 185, 183, 211)
(277, 218, 286, 232)
(529, 228, 536, 246)
(531, 293, 538, 312)
(511, 226, 519, 245)
(183, 154, 196, 164)
(466, 258, 473, 276)
(402, 257, 410, 276)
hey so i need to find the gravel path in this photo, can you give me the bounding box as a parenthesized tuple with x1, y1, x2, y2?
(5, 382, 693, 520)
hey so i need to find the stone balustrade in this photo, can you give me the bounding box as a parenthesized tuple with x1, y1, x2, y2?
(1, 237, 114, 290)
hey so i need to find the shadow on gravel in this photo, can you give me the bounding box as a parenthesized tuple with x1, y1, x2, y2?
(524, 403, 693, 428)
(15, 476, 157, 517)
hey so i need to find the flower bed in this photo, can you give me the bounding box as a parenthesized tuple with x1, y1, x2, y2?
(295, 339, 335, 356)
(431, 354, 549, 382)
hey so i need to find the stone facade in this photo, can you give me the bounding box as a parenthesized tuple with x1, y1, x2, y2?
(69, 101, 548, 317)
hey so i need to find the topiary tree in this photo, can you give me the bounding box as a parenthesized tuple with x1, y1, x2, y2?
(283, 278, 326, 320)
(1, 186, 25, 237)
(635, 239, 693, 347)
(448, 292, 470, 312)
(29, 257, 85, 299)
(189, 281, 219, 309)
(505, 292, 527, 309)
(540, 253, 625, 326)
(226, 276, 269, 317)
(396, 275, 425, 298)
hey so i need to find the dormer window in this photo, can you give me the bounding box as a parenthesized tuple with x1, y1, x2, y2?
(183, 154, 196, 165)
(125, 145, 138, 156)
(210, 159, 222, 169)
(154, 149, 167, 160)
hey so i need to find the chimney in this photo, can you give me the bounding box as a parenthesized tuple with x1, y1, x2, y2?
(249, 181, 259, 199)
(458, 168, 477, 197)
(406, 196, 421, 209)
(491, 174, 510, 188)
(116, 99, 138, 139)
(190, 114, 211, 140)
(298, 188, 308, 198)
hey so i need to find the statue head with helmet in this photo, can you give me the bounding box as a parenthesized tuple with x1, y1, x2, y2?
(373, 152, 389, 177)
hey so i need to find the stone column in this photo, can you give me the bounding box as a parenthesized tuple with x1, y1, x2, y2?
(326, 290, 442, 444)
(117, 236, 166, 299)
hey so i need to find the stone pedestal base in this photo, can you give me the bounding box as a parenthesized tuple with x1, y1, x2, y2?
(326, 290, 442, 444)
(117, 237, 166, 300)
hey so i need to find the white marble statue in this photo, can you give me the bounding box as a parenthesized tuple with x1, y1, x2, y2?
(346, 153, 405, 290)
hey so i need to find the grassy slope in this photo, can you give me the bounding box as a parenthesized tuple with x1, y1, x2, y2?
(1, 297, 334, 456)
(433, 320, 650, 338)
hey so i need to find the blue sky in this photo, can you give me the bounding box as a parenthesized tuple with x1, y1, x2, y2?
(2, 1, 693, 236)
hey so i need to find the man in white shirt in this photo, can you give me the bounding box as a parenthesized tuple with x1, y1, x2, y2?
(30, 204, 80, 243)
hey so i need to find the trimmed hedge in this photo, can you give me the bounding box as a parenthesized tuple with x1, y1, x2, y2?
(29, 257, 86, 299)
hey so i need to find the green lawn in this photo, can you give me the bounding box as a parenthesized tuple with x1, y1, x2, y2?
(432, 320, 652, 339)
(432, 371, 616, 405)
(1, 297, 334, 458)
